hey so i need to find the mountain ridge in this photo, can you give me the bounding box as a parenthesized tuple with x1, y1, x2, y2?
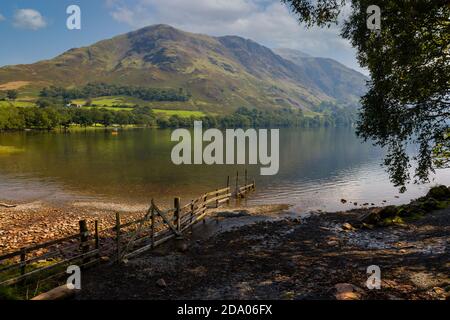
(0, 24, 367, 113)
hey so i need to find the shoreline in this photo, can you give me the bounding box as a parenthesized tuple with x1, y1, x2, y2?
(1, 187, 449, 300)
(78, 204, 450, 300)
(0, 199, 291, 255)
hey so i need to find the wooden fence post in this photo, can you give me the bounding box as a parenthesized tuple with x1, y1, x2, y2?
(94, 220, 99, 258)
(253, 179, 256, 190)
(151, 205, 155, 248)
(190, 200, 194, 228)
(203, 195, 207, 224)
(215, 189, 219, 208)
(236, 171, 239, 199)
(245, 169, 248, 188)
(226, 176, 230, 205)
(115, 213, 121, 262)
(20, 248, 26, 275)
(79, 220, 90, 264)
(174, 197, 181, 234)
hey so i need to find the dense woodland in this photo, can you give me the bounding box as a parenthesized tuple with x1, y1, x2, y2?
(0, 86, 356, 130)
(39, 83, 190, 102)
(0, 104, 355, 130)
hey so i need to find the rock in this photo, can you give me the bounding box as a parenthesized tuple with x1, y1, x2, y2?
(335, 283, 354, 293)
(216, 210, 250, 218)
(362, 223, 374, 230)
(342, 223, 355, 231)
(387, 294, 403, 300)
(336, 292, 361, 300)
(282, 291, 295, 300)
(340, 199, 347, 204)
(432, 287, 445, 295)
(359, 209, 381, 224)
(378, 206, 398, 219)
(177, 242, 189, 253)
(426, 185, 450, 201)
(334, 283, 362, 300)
(156, 278, 167, 288)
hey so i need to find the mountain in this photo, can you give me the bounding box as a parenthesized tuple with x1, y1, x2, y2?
(0, 24, 367, 113)
(274, 48, 368, 104)
(273, 48, 311, 61)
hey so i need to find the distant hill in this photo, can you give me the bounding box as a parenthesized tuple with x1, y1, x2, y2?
(274, 48, 368, 104)
(0, 24, 368, 113)
(273, 48, 311, 61)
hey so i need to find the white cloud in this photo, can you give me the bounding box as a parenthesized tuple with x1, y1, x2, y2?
(105, 0, 367, 74)
(13, 9, 47, 30)
(0, 13, 5, 22)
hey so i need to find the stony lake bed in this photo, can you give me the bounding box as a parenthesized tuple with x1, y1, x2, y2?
(75, 203, 449, 300)
(1, 186, 449, 300)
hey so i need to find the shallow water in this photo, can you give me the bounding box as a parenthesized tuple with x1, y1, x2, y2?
(0, 127, 449, 212)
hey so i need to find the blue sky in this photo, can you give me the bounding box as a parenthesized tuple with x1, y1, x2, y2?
(0, 0, 367, 74)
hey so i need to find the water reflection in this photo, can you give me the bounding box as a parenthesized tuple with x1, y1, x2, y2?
(0, 128, 449, 212)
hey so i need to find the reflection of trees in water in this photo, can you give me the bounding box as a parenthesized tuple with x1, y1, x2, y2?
(0, 128, 385, 201)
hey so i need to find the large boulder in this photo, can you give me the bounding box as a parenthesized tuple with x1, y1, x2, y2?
(426, 185, 450, 201)
(378, 206, 398, 219)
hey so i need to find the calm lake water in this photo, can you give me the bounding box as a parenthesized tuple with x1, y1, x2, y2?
(0, 127, 449, 212)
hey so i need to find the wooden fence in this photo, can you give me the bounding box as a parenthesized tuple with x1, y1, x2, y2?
(117, 183, 238, 261)
(0, 220, 101, 287)
(0, 171, 255, 296)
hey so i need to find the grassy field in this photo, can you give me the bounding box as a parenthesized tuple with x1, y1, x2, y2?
(0, 100, 35, 108)
(0, 96, 207, 118)
(70, 96, 206, 118)
(152, 109, 205, 118)
(83, 106, 135, 112)
(83, 106, 206, 118)
(72, 96, 136, 107)
(72, 96, 207, 115)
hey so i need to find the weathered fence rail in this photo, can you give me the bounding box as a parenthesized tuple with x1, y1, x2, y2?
(0, 220, 100, 287)
(0, 171, 256, 297)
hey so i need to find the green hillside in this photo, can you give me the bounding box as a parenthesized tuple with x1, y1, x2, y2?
(0, 24, 368, 114)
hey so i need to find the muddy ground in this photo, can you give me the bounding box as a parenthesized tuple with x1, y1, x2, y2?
(77, 206, 449, 300)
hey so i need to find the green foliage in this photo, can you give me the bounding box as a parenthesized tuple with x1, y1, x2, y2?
(0, 286, 20, 300)
(156, 106, 349, 129)
(0, 106, 157, 130)
(40, 83, 189, 102)
(362, 185, 450, 227)
(0, 103, 356, 131)
(6, 90, 18, 101)
(433, 131, 450, 168)
(284, 0, 450, 191)
(282, 0, 345, 27)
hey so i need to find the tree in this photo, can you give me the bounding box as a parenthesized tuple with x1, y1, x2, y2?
(6, 90, 18, 101)
(282, 0, 450, 191)
(99, 109, 114, 128)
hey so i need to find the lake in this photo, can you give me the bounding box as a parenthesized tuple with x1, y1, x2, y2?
(0, 127, 449, 212)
